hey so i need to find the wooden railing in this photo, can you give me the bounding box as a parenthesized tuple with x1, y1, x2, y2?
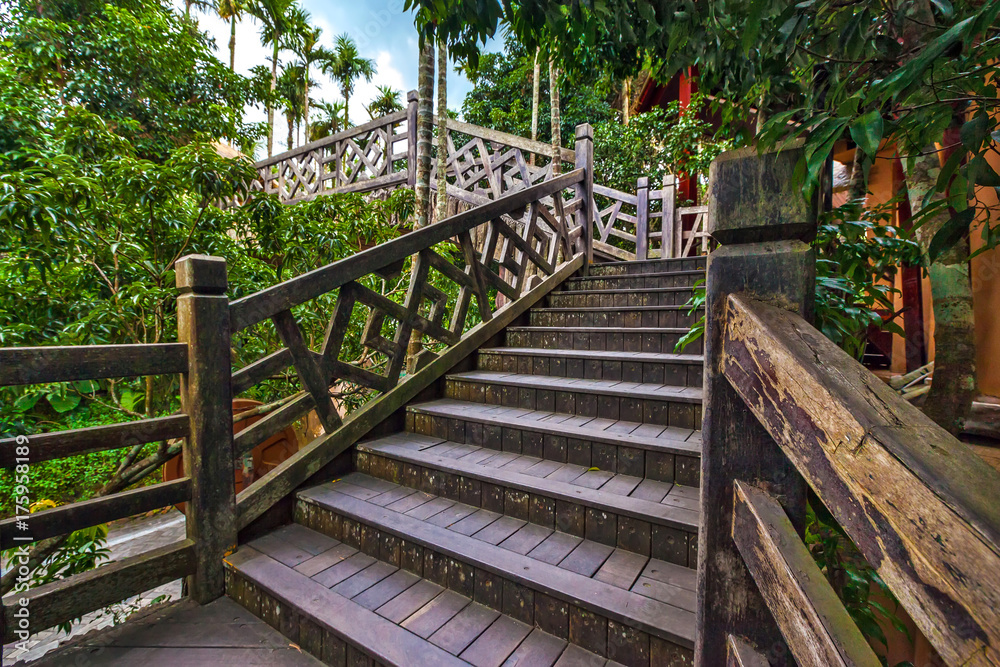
(0, 127, 593, 641)
(0, 258, 239, 641)
(697, 144, 1000, 665)
(249, 94, 707, 262)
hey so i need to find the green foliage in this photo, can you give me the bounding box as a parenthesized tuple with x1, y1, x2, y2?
(593, 95, 733, 193)
(673, 279, 705, 354)
(814, 202, 922, 361)
(414, 0, 1000, 260)
(807, 500, 913, 662)
(460, 37, 616, 147)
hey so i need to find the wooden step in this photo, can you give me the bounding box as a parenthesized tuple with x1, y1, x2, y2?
(477, 347, 703, 388)
(226, 524, 614, 666)
(405, 399, 701, 486)
(505, 327, 702, 355)
(354, 433, 699, 566)
(529, 306, 701, 329)
(588, 258, 705, 277)
(296, 477, 697, 662)
(445, 372, 703, 430)
(547, 287, 696, 308)
(561, 271, 704, 291)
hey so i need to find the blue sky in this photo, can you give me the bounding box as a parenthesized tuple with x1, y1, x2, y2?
(186, 0, 497, 156)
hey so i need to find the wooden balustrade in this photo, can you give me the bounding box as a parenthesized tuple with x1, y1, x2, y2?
(0, 342, 202, 640)
(698, 143, 1000, 664)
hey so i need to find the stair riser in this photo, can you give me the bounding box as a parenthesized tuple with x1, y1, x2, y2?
(294, 499, 694, 666)
(354, 450, 697, 566)
(588, 259, 705, 276)
(444, 379, 703, 430)
(562, 274, 702, 291)
(478, 350, 703, 388)
(529, 310, 701, 329)
(225, 566, 385, 667)
(506, 329, 703, 355)
(405, 411, 701, 487)
(547, 290, 695, 308)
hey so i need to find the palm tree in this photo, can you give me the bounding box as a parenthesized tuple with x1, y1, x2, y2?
(217, 0, 243, 70)
(549, 53, 561, 175)
(276, 64, 307, 150)
(310, 100, 349, 141)
(436, 40, 448, 223)
(321, 34, 376, 126)
(530, 47, 541, 167)
(247, 0, 299, 157)
(288, 15, 329, 142)
(364, 85, 404, 119)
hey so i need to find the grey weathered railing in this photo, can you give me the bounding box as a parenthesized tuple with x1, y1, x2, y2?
(228, 123, 592, 529)
(698, 144, 1000, 664)
(0, 264, 237, 640)
(249, 94, 707, 261)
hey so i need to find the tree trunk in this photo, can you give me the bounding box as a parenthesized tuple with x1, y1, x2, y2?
(268, 42, 278, 158)
(622, 77, 631, 125)
(287, 112, 294, 151)
(344, 91, 350, 127)
(303, 69, 310, 143)
(904, 150, 977, 435)
(530, 48, 541, 167)
(848, 146, 867, 203)
(436, 40, 448, 223)
(229, 17, 236, 70)
(549, 54, 561, 176)
(409, 38, 435, 370)
(414, 40, 434, 229)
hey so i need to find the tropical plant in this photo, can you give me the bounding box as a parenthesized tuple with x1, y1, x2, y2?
(276, 62, 308, 150)
(321, 33, 376, 126)
(310, 99, 349, 140)
(216, 0, 243, 70)
(247, 0, 299, 157)
(365, 85, 404, 120)
(287, 13, 329, 140)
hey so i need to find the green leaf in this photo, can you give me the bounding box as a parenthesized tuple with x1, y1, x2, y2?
(46, 392, 81, 413)
(960, 113, 989, 151)
(849, 110, 883, 158)
(14, 392, 43, 412)
(968, 156, 1000, 187)
(930, 0, 954, 19)
(72, 379, 100, 393)
(928, 208, 975, 263)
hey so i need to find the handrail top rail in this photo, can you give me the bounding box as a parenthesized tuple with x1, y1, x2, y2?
(0, 342, 189, 387)
(253, 109, 409, 170)
(229, 168, 585, 332)
(437, 116, 577, 164)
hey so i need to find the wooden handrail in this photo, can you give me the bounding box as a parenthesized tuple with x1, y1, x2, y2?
(0, 343, 188, 386)
(722, 294, 1000, 664)
(229, 168, 585, 332)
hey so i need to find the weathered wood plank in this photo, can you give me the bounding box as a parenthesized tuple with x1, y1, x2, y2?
(236, 255, 583, 530)
(0, 343, 188, 386)
(2, 539, 196, 642)
(0, 478, 190, 550)
(0, 415, 189, 468)
(231, 348, 292, 395)
(723, 294, 1000, 664)
(440, 117, 576, 164)
(726, 636, 770, 667)
(732, 480, 879, 666)
(229, 171, 584, 332)
(233, 392, 315, 458)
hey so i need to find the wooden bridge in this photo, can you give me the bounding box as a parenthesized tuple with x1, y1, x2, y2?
(2, 112, 999, 666)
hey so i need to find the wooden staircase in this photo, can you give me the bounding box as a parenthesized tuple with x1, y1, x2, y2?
(224, 256, 706, 666)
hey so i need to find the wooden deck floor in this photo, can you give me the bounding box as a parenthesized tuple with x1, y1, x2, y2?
(27, 597, 323, 666)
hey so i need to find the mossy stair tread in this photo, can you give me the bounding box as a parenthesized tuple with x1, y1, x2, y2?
(447, 372, 703, 404)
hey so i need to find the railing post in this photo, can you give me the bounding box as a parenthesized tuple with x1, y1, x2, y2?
(635, 176, 649, 261)
(662, 175, 676, 259)
(406, 89, 418, 187)
(574, 123, 594, 269)
(697, 142, 815, 664)
(176, 255, 236, 605)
